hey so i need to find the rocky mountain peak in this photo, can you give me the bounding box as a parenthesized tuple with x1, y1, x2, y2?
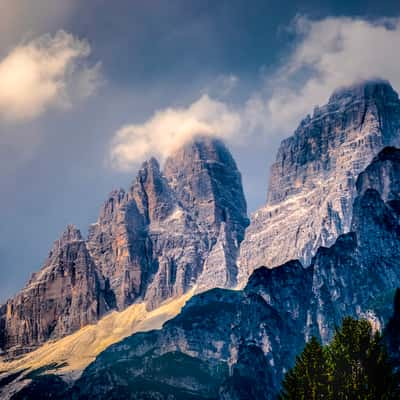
(155, 136, 249, 293)
(238, 79, 400, 286)
(87, 135, 248, 311)
(165, 135, 230, 166)
(59, 224, 83, 243)
(130, 156, 174, 224)
(0, 134, 248, 356)
(133, 157, 162, 189)
(143, 136, 248, 304)
(164, 136, 248, 231)
(97, 188, 126, 225)
(4, 79, 400, 394)
(64, 145, 400, 400)
(0, 225, 112, 357)
(328, 78, 397, 105)
(163, 136, 238, 186)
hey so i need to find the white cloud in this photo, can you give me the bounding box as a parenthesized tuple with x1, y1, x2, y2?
(263, 16, 400, 133)
(201, 74, 239, 98)
(110, 95, 242, 170)
(0, 30, 102, 121)
(110, 16, 400, 170)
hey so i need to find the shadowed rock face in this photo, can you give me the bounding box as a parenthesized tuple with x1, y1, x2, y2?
(66, 147, 400, 400)
(0, 137, 248, 355)
(238, 80, 400, 286)
(384, 289, 400, 371)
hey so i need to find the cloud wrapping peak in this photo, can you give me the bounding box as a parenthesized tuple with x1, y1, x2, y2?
(110, 16, 400, 171)
(110, 95, 241, 170)
(0, 30, 101, 121)
(265, 17, 400, 133)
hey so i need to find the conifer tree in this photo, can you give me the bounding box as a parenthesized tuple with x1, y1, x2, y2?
(279, 336, 330, 400)
(279, 317, 398, 399)
(328, 317, 396, 400)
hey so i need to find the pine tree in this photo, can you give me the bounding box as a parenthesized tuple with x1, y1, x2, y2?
(327, 317, 396, 400)
(279, 317, 398, 400)
(279, 336, 330, 400)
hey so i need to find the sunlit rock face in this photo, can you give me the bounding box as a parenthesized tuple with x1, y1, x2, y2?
(87, 136, 248, 311)
(66, 147, 400, 400)
(238, 79, 400, 286)
(0, 137, 248, 355)
(161, 138, 249, 294)
(0, 226, 114, 358)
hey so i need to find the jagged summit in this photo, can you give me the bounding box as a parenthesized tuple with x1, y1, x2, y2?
(238, 79, 400, 286)
(164, 136, 248, 233)
(328, 78, 397, 104)
(294, 79, 399, 136)
(0, 136, 248, 356)
(0, 224, 113, 357)
(3, 77, 400, 366)
(59, 224, 83, 243)
(3, 82, 400, 396)
(165, 135, 232, 162)
(66, 146, 400, 399)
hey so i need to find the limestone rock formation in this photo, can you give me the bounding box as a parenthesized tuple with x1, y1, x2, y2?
(158, 137, 248, 294)
(88, 137, 248, 310)
(0, 226, 114, 357)
(238, 79, 400, 286)
(4, 78, 400, 394)
(0, 136, 248, 355)
(66, 147, 400, 399)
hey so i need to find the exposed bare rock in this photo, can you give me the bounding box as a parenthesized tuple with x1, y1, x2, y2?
(5, 79, 400, 398)
(68, 147, 400, 400)
(238, 79, 400, 286)
(149, 137, 249, 299)
(87, 183, 152, 311)
(0, 226, 113, 357)
(0, 136, 248, 356)
(88, 137, 248, 310)
(355, 145, 400, 201)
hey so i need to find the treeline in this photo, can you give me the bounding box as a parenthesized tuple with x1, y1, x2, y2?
(279, 316, 400, 400)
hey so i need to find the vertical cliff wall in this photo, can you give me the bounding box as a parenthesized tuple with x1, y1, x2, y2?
(238, 80, 400, 285)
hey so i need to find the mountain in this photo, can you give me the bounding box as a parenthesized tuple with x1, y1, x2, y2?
(87, 137, 248, 311)
(0, 137, 248, 356)
(238, 79, 400, 286)
(0, 225, 114, 358)
(0, 290, 194, 398)
(3, 80, 400, 398)
(64, 146, 400, 400)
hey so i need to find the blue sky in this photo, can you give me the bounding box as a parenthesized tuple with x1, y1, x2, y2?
(1, 0, 400, 300)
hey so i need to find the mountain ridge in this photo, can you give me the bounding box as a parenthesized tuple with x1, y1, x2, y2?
(64, 145, 400, 399)
(2, 79, 400, 399)
(238, 78, 400, 286)
(0, 136, 248, 357)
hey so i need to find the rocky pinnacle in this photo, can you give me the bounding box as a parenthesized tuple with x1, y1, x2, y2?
(238, 79, 400, 286)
